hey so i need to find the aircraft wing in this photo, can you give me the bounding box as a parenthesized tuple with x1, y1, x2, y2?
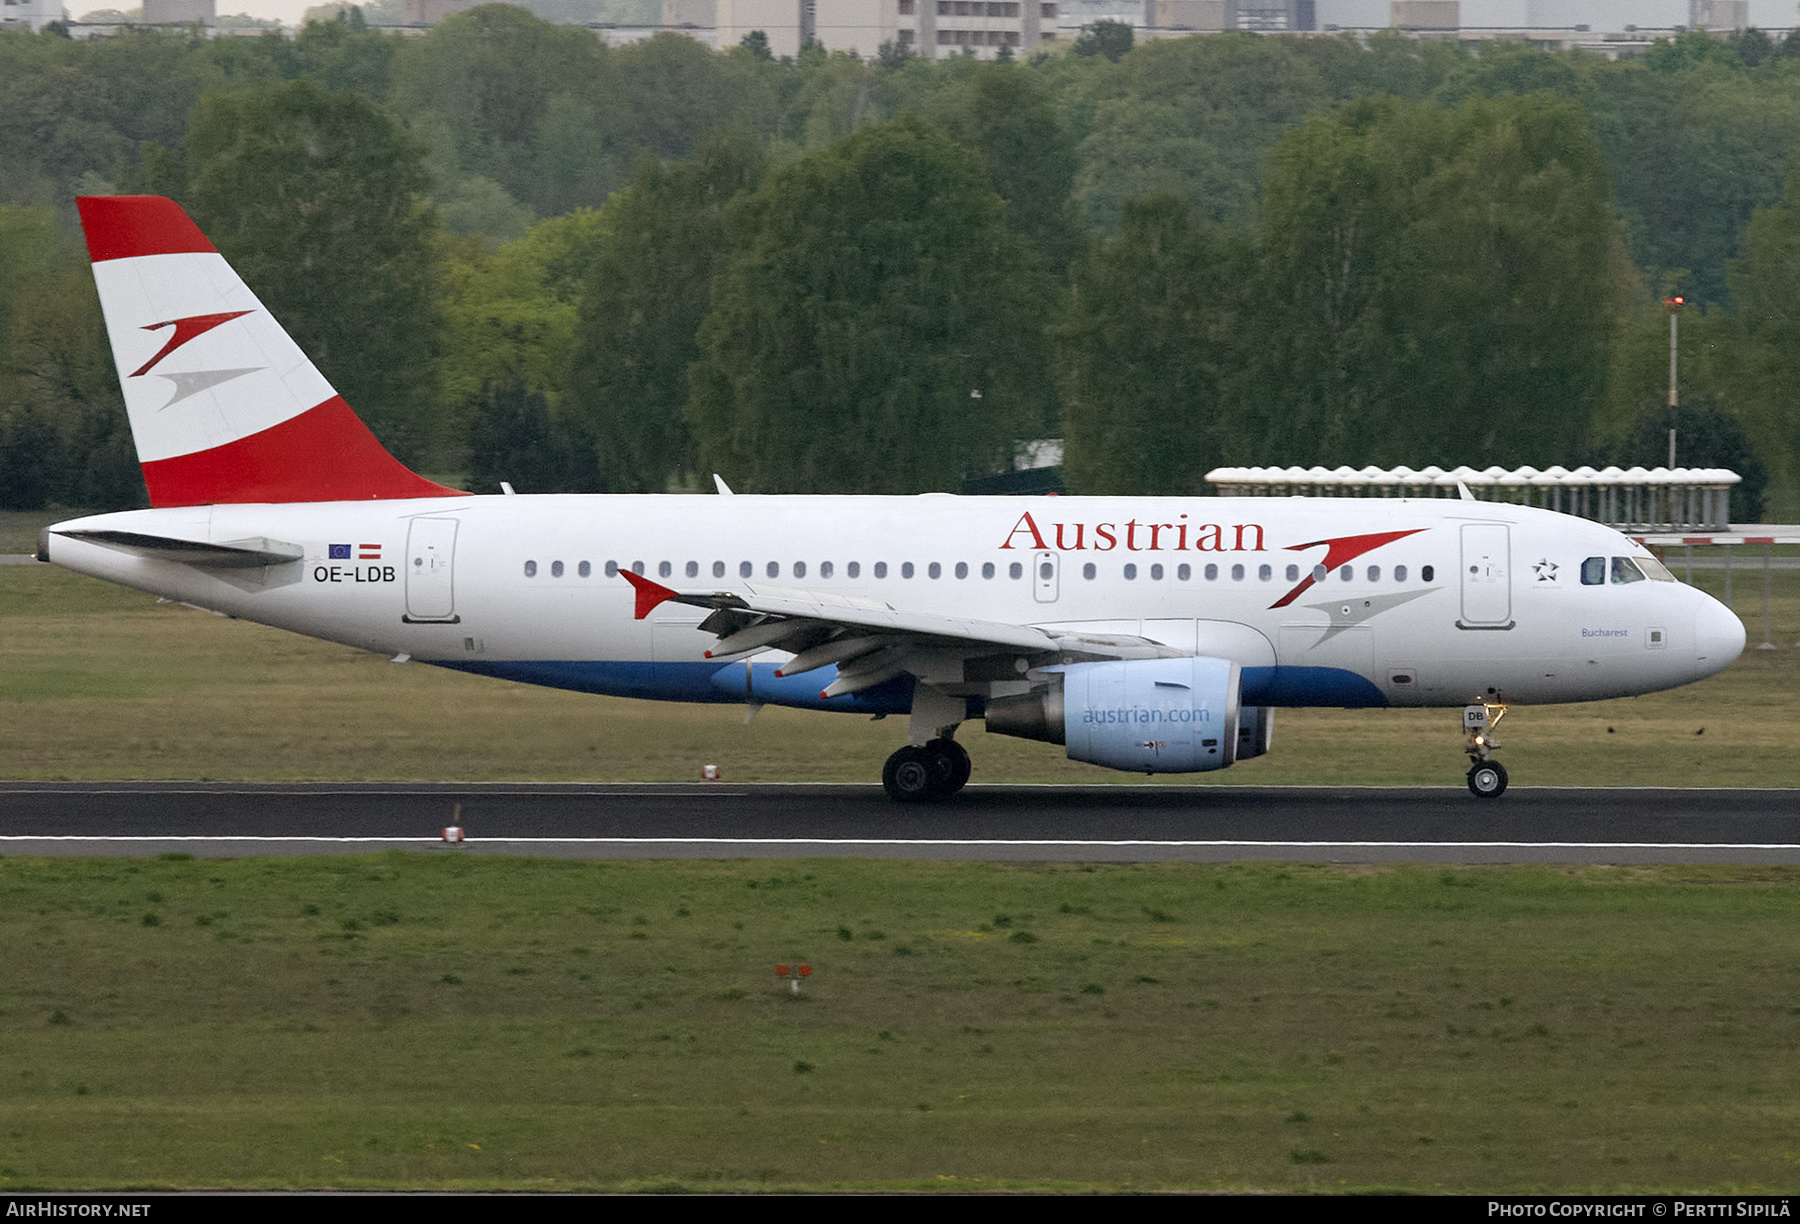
(620, 570, 1181, 698)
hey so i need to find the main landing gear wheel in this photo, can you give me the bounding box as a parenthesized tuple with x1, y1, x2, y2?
(882, 740, 971, 803)
(929, 738, 972, 795)
(1467, 760, 1508, 799)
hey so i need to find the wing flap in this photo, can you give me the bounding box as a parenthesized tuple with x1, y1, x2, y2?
(622, 569, 1059, 654)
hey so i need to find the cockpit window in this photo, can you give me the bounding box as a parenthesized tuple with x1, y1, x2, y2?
(1634, 555, 1677, 582)
(1610, 556, 1646, 585)
(1581, 556, 1605, 585)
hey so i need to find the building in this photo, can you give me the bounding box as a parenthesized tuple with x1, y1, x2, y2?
(1688, 0, 1747, 30)
(1388, 0, 1455, 28)
(662, 0, 1056, 59)
(1143, 0, 1313, 32)
(142, 0, 214, 22)
(1, 0, 66, 31)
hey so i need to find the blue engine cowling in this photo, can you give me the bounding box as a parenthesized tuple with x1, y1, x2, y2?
(1056, 657, 1242, 774)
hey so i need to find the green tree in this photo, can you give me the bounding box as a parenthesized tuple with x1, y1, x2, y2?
(466, 375, 601, 494)
(931, 60, 1082, 275)
(1587, 56, 1800, 306)
(686, 113, 1050, 493)
(183, 78, 444, 464)
(1073, 20, 1132, 63)
(1254, 93, 1633, 468)
(1723, 164, 1800, 501)
(441, 207, 609, 412)
(1061, 193, 1248, 495)
(389, 5, 609, 215)
(0, 205, 142, 510)
(567, 132, 764, 492)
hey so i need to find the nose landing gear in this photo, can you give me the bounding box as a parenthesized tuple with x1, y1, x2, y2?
(1463, 700, 1509, 798)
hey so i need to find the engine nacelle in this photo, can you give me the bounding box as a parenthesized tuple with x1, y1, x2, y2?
(986, 657, 1242, 774)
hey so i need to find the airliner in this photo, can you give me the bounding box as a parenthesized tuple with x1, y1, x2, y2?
(36, 196, 1747, 801)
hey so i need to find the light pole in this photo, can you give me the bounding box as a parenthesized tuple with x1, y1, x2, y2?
(1665, 294, 1684, 468)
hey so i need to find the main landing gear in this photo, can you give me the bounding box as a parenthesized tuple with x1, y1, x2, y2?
(1463, 699, 1509, 799)
(882, 737, 971, 803)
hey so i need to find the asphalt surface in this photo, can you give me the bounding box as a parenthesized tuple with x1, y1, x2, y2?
(1, 781, 1797, 862)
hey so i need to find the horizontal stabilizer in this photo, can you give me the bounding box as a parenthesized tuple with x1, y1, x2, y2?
(55, 529, 304, 569)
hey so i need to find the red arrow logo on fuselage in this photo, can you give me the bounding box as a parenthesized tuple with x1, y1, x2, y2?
(130, 311, 254, 377)
(1269, 529, 1425, 609)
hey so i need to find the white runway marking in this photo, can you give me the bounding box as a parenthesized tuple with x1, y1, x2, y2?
(3, 835, 1799, 850)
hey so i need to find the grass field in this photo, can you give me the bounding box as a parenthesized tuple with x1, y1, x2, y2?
(2, 854, 1797, 1193)
(3, 508, 1797, 786)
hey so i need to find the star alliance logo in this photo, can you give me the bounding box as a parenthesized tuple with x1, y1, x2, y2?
(1533, 558, 1559, 582)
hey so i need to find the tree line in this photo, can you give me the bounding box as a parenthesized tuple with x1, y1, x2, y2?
(2, 10, 1797, 517)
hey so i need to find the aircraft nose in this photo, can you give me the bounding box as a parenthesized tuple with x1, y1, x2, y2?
(1693, 595, 1746, 675)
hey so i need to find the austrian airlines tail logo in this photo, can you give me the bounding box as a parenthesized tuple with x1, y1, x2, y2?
(130, 311, 262, 411)
(1269, 529, 1425, 609)
(130, 311, 254, 377)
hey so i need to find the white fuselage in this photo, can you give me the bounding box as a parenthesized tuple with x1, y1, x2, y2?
(44, 493, 1745, 718)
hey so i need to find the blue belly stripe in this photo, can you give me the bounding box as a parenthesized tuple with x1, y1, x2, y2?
(432, 659, 1384, 711)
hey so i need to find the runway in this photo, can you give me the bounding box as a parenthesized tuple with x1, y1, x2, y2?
(1, 781, 1797, 862)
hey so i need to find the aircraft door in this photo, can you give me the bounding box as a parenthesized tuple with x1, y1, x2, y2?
(405, 517, 459, 623)
(1033, 551, 1059, 603)
(1459, 524, 1512, 628)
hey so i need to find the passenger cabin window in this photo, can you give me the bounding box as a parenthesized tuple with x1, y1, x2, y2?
(874, 562, 888, 578)
(1231, 564, 1245, 581)
(1259, 564, 1272, 581)
(981, 562, 994, 579)
(1082, 563, 1097, 580)
(1009, 562, 1023, 579)
(901, 562, 915, 579)
(713, 561, 726, 578)
(1394, 565, 1407, 582)
(1421, 565, 1435, 582)
(631, 561, 645, 575)
(1204, 564, 1218, 581)
(552, 561, 565, 578)
(821, 561, 834, 578)
(578, 561, 591, 578)
(928, 562, 942, 579)
(1286, 564, 1300, 581)
(524, 560, 538, 577)
(1123, 563, 1137, 580)
(686, 561, 698, 578)
(848, 562, 861, 578)
(604, 561, 618, 577)
(1150, 564, 1163, 580)
(658, 561, 671, 578)
(739, 561, 753, 578)
(794, 561, 806, 579)
(1177, 563, 1191, 581)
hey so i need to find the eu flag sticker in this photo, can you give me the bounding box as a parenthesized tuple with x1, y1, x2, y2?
(329, 544, 351, 559)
